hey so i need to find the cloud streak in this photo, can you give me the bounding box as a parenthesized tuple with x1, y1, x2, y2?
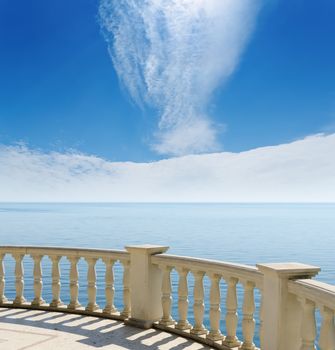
(1, 134, 335, 202)
(99, 0, 261, 155)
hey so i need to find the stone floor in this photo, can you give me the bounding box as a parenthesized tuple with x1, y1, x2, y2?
(0, 308, 212, 350)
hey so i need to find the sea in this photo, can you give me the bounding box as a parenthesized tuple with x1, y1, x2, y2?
(1, 203, 334, 345)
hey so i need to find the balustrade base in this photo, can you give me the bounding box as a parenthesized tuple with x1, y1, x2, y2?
(190, 327, 208, 336)
(0, 297, 8, 305)
(159, 318, 176, 326)
(239, 343, 256, 350)
(155, 323, 243, 350)
(103, 306, 118, 315)
(206, 331, 224, 342)
(50, 300, 64, 308)
(176, 321, 192, 331)
(223, 337, 241, 348)
(85, 303, 99, 312)
(31, 298, 46, 307)
(13, 296, 26, 306)
(120, 311, 130, 319)
(67, 302, 81, 311)
(125, 317, 158, 329)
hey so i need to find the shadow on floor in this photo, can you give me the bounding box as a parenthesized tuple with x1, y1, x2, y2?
(0, 308, 210, 349)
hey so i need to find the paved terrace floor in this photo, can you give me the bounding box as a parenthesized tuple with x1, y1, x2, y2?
(0, 308, 212, 350)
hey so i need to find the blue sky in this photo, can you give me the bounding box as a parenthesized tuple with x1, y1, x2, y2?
(0, 0, 335, 162)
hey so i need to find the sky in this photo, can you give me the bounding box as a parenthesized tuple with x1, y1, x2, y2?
(0, 0, 335, 201)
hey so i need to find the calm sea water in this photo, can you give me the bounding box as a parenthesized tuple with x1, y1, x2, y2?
(1, 203, 334, 344)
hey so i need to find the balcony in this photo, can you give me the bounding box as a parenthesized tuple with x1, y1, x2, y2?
(0, 245, 334, 350)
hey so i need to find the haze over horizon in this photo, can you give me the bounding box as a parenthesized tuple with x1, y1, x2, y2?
(1, 133, 334, 202)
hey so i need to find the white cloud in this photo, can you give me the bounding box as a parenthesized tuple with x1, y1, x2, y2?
(99, 0, 261, 155)
(1, 133, 335, 202)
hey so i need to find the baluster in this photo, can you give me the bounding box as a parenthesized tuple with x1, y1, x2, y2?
(102, 258, 117, 314)
(121, 260, 131, 318)
(49, 255, 63, 307)
(223, 277, 240, 347)
(12, 253, 26, 305)
(85, 257, 99, 311)
(31, 254, 45, 306)
(191, 270, 207, 335)
(207, 273, 223, 341)
(240, 281, 256, 350)
(159, 265, 175, 326)
(319, 306, 335, 350)
(259, 288, 264, 350)
(176, 268, 191, 330)
(0, 254, 7, 304)
(299, 297, 317, 350)
(67, 256, 81, 310)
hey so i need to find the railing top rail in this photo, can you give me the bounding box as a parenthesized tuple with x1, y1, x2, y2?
(288, 278, 335, 310)
(152, 253, 263, 286)
(0, 245, 129, 261)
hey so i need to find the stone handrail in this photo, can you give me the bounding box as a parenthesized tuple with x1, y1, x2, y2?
(152, 254, 263, 349)
(288, 279, 335, 350)
(0, 244, 334, 350)
(0, 245, 131, 318)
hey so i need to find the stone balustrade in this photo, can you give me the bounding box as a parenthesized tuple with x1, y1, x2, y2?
(0, 244, 334, 350)
(152, 254, 263, 350)
(0, 246, 130, 319)
(288, 279, 335, 350)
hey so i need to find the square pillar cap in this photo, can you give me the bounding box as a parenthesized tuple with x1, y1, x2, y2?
(126, 244, 169, 255)
(257, 262, 320, 278)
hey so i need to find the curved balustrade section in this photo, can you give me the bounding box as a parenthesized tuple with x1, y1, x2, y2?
(0, 246, 130, 320)
(288, 279, 335, 350)
(0, 244, 334, 350)
(152, 254, 263, 350)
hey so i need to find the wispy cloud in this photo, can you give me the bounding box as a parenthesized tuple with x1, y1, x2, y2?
(99, 0, 261, 156)
(1, 134, 335, 202)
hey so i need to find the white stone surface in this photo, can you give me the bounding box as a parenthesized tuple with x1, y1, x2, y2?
(0, 308, 212, 349)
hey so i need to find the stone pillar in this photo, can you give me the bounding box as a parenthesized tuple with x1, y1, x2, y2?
(31, 254, 45, 306)
(85, 257, 99, 312)
(159, 265, 175, 326)
(191, 270, 206, 335)
(175, 267, 191, 330)
(125, 244, 168, 328)
(207, 273, 223, 341)
(257, 263, 320, 350)
(103, 257, 117, 315)
(67, 256, 81, 310)
(121, 260, 131, 318)
(0, 254, 7, 305)
(49, 255, 63, 307)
